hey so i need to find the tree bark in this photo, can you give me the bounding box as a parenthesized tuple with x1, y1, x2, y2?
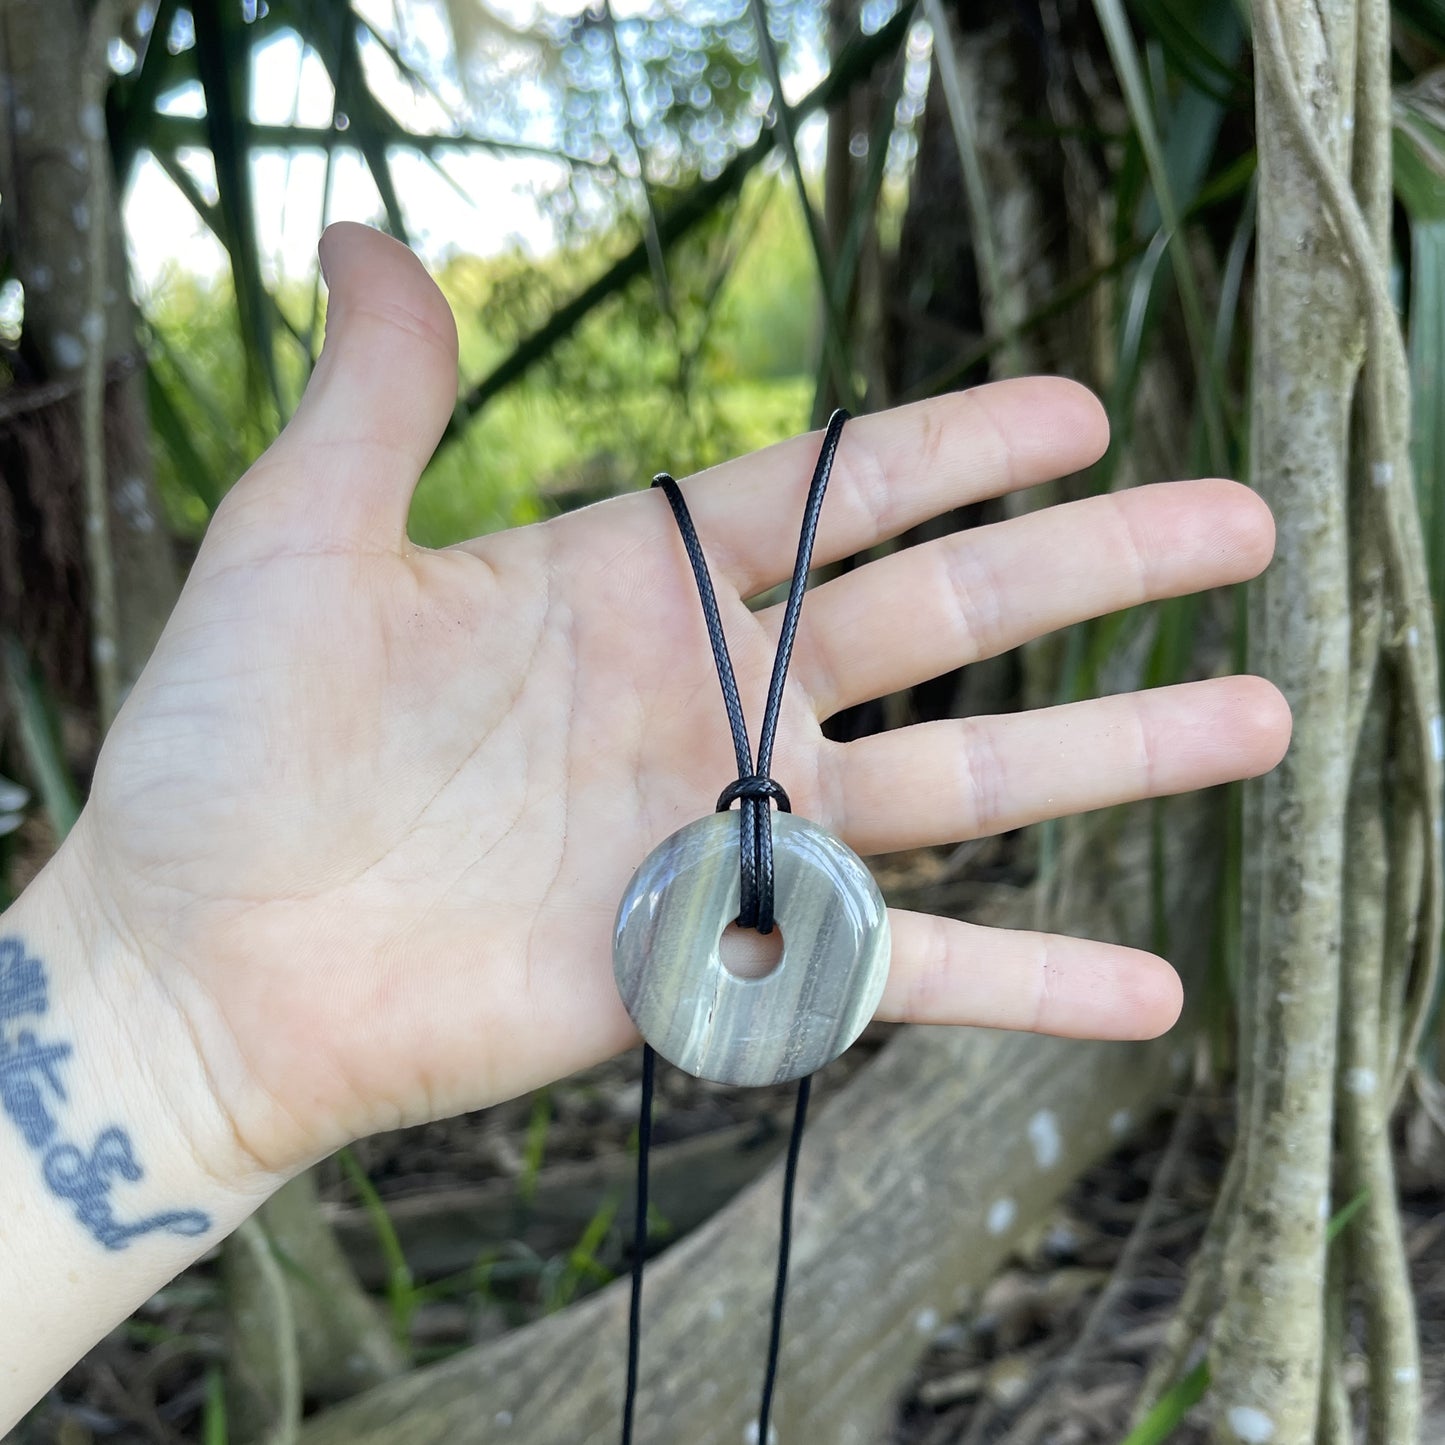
(0, 0, 179, 708)
(1211, 2, 1359, 1438)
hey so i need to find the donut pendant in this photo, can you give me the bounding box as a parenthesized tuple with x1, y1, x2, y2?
(613, 811, 890, 1086)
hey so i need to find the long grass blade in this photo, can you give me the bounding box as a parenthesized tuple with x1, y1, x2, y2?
(146, 361, 224, 514)
(1212, 174, 1257, 377)
(146, 112, 614, 170)
(1117, 1361, 1209, 1445)
(603, 1, 674, 318)
(202, 1364, 229, 1445)
(1393, 86, 1445, 686)
(1410, 219, 1445, 671)
(1130, 0, 1240, 103)
(0, 637, 81, 841)
(321, 4, 414, 245)
(809, 45, 906, 424)
(1116, 1191, 1368, 1445)
(109, 0, 184, 178)
(1091, 0, 1229, 472)
(902, 151, 1257, 403)
(336, 1147, 417, 1353)
(150, 146, 312, 381)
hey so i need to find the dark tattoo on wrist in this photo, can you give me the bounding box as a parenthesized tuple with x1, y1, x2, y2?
(0, 935, 212, 1250)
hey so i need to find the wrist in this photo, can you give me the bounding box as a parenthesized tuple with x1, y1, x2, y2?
(0, 843, 284, 1431)
(2, 840, 281, 1234)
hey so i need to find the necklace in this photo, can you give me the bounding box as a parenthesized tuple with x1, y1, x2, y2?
(614, 411, 891, 1440)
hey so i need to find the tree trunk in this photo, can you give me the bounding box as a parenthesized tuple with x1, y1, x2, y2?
(0, 6, 402, 1423)
(1210, 2, 1359, 1438)
(0, 0, 178, 712)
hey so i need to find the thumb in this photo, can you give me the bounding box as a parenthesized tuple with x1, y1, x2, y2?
(232, 222, 459, 549)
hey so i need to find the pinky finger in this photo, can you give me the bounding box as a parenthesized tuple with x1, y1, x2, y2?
(877, 910, 1184, 1041)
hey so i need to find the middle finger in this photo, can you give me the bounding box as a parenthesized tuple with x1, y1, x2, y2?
(765, 478, 1274, 719)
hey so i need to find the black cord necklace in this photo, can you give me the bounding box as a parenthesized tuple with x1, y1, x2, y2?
(614, 411, 891, 1440)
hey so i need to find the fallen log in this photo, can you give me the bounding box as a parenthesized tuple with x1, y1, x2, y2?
(298, 1023, 1185, 1445)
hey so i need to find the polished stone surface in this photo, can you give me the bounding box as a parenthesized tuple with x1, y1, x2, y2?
(613, 811, 890, 1086)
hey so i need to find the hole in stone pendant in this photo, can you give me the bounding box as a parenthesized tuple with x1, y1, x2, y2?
(719, 921, 784, 979)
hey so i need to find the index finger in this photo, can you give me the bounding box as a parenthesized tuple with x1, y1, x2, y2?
(588, 378, 1110, 597)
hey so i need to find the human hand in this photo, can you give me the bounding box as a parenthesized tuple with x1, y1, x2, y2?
(58, 223, 1287, 1184)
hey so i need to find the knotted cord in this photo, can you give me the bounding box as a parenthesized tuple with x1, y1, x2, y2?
(621, 410, 850, 1443)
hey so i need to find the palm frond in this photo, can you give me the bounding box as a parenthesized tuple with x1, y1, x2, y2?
(190, 0, 283, 414)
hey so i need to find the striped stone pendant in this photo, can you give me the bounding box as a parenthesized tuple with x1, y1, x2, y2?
(613, 811, 890, 1086)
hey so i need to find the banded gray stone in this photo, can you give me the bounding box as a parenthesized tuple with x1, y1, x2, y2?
(613, 811, 890, 1086)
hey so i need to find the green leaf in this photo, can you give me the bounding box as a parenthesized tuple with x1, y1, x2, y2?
(545, 1194, 621, 1312)
(146, 361, 224, 515)
(798, 29, 906, 423)
(603, 0, 676, 320)
(336, 1147, 416, 1354)
(748, 0, 857, 409)
(1409, 219, 1445, 656)
(519, 1087, 552, 1207)
(1394, 95, 1445, 223)
(110, 0, 186, 179)
(149, 145, 313, 404)
(1130, 0, 1244, 106)
(1394, 0, 1445, 50)
(926, 0, 1022, 376)
(1116, 1191, 1368, 1445)
(1092, 0, 1230, 473)
(145, 113, 609, 169)
(202, 1364, 229, 1445)
(1117, 1360, 1209, 1445)
(1327, 1187, 1370, 1243)
(1212, 174, 1257, 378)
(1134, 4, 1245, 238)
(343, 33, 411, 245)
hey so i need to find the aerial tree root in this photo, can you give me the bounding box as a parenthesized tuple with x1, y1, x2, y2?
(224, 1173, 406, 1444)
(1185, 1, 1443, 1439)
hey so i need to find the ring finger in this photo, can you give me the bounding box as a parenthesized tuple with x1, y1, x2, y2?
(821, 676, 1291, 855)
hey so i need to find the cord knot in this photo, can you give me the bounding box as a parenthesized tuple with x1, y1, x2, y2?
(715, 775, 792, 813)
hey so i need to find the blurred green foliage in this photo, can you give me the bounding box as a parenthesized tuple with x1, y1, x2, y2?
(146, 171, 817, 547)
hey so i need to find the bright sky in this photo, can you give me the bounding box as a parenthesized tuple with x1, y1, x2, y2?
(123, 0, 829, 293)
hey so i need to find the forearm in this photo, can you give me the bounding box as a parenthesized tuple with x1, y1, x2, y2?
(0, 847, 275, 1432)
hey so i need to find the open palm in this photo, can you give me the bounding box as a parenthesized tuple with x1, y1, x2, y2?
(69, 225, 1287, 1179)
